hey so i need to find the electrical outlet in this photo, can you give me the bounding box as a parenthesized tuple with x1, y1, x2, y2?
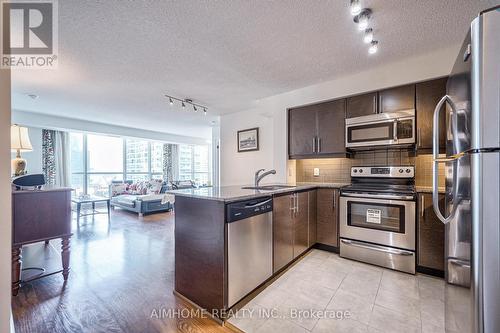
(313, 168, 320, 177)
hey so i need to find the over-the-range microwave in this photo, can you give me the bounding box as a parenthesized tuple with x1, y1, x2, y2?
(345, 110, 415, 150)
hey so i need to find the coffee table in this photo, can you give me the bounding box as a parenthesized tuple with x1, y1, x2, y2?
(71, 195, 110, 224)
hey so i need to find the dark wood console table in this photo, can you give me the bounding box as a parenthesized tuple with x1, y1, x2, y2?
(12, 187, 73, 296)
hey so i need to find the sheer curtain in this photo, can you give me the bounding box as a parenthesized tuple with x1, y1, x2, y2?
(42, 129, 70, 187)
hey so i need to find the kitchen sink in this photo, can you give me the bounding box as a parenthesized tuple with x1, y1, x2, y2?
(241, 185, 296, 191)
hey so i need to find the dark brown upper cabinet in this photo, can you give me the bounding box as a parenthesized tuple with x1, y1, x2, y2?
(289, 105, 317, 157)
(288, 99, 346, 159)
(416, 77, 447, 152)
(346, 92, 377, 118)
(378, 84, 415, 113)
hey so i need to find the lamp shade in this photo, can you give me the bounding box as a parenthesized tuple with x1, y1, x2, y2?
(11, 125, 33, 151)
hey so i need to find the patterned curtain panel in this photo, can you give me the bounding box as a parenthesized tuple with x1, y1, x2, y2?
(162, 144, 178, 182)
(42, 129, 56, 185)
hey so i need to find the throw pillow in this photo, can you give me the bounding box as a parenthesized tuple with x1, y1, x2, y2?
(146, 179, 163, 194)
(111, 184, 128, 197)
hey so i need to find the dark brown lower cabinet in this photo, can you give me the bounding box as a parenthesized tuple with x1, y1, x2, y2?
(293, 192, 309, 258)
(316, 189, 338, 247)
(308, 190, 317, 247)
(273, 190, 317, 272)
(418, 193, 445, 272)
(273, 194, 294, 272)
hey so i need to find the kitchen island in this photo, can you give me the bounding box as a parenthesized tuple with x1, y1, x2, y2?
(169, 183, 347, 321)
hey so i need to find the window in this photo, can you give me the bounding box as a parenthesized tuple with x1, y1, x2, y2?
(69, 133, 212, 196)
(87, 135, 123, 173)
(69, 133, 84, 196)
(178, 144, 211, 186)
(151, 142, 164, 176)
(86, 134, 124, 196)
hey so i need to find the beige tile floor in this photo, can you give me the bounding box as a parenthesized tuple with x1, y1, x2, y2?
(228, 249, 470, 333)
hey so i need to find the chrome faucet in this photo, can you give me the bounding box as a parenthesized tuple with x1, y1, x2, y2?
(254, 169, 276, 187)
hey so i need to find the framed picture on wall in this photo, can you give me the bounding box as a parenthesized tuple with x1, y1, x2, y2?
(237, 127, 259, 152)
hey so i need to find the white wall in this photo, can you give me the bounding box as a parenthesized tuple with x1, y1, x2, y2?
(220, 45, 459, 186)
(1, 66, 13, 332)
(220, 108, 275, 186)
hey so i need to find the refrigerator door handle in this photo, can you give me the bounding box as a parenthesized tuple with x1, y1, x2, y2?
(432, 95, 460, 224)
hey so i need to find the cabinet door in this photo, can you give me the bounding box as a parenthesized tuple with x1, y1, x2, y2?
(346, 92, 377, 118)
(416, 78, 447, 151)
(289, 106, 317, 157)
(308, 190, 317, 247)
(418, 193, 445, 271)
(316, 189, 338, 247)
(273, 194, 294, 272)
(317, 99, 346, 155)
(293, 192, 309, 258)
(379, 84, 415, 113)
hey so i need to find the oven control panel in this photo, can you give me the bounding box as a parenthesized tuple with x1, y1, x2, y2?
(351, 166, 414, 178)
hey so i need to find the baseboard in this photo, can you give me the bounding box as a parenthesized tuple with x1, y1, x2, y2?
(313, 243, 339, 253)
(416, 265, 445, 278)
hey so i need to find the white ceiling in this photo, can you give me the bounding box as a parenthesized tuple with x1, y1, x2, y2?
(11, 0, 500, 139)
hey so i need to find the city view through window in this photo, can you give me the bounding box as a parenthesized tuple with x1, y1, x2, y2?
(69, 133, 211, 197)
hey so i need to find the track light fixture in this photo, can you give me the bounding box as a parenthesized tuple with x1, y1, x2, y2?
(348, 3, 378, 55)
(165, 95, 208, 115)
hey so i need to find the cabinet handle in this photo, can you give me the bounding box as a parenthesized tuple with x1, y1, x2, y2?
(312, 137, 316, 153)
(332, 191, 336, 210)
(317, 137, 321, 153)
(373, 95, 377, 114)
(290, 194, 295, 217)
(296, 194, 299, 214)
(418, 128, 421, 147)
(421, 194, 425, 217)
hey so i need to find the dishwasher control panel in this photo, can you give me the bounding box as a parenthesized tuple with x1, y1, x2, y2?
(226, 196, 273, 223)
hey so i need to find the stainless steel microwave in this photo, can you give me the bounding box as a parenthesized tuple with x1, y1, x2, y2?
(345, 110, 415, 149)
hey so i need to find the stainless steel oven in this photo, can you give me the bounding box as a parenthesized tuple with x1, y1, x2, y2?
(339, 166, 416, 274)
(345, 110, 415, 149)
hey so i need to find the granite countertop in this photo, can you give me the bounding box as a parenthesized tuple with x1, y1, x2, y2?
(167, 182, 350, 203)
(168, 182, 445, 202)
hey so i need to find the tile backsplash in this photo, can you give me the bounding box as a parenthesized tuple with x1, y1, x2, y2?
(294, 150, 445, 187)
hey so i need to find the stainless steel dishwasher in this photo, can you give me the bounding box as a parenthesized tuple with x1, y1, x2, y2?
(226, 196, 273, 308)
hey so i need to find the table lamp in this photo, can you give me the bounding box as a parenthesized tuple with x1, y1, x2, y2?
(11, 124, 33, 176)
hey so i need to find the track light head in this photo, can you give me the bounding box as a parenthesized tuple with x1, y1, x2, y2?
(350, 0, 362, 16)
(353, 8, 372, 31)
(369, 40, 378, 54)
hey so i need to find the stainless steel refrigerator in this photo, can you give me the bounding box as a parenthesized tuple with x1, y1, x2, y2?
(432, 6, 500, 333)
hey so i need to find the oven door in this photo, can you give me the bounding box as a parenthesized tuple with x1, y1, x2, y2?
(339, 195, 415, 250)
(345, 118, 415, 149)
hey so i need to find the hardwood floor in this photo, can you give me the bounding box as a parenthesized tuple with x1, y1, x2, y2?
(12, 209, 234, 333)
